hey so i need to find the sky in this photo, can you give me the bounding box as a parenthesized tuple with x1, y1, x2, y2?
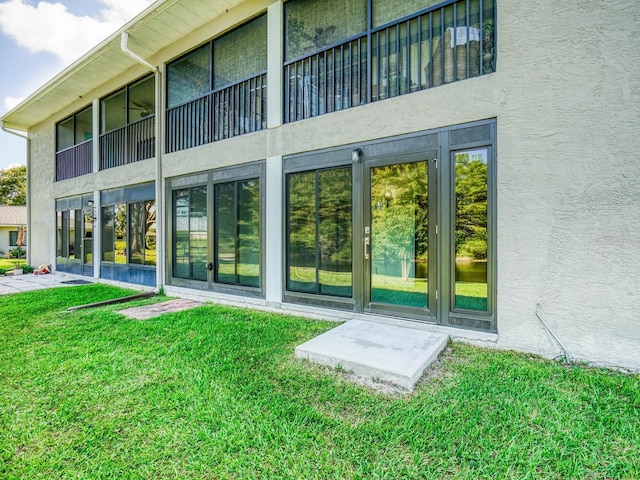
(0, 0, 154, 171)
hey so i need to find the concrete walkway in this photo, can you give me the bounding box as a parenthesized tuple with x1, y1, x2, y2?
(296, 319, 448, 391)
(0, 272, 93, 295)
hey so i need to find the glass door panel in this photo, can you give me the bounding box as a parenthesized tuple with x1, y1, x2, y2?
(286, 167, 352, 297)
(83, 211, 93, 276)
(365, 156, 436, 319)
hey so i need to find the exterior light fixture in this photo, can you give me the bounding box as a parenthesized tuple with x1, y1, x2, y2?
(351, 148, 363, 163)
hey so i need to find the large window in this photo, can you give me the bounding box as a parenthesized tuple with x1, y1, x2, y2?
(100, 75, 155, 169)
(170, 166, 263, 294)
(173, 186, 208, 281)
(454, 148, 488, 312)
(102, 201, 156, 267)
(284, 0, 496, 122)
(214, 179, 260, 287)
(165, 15, 267, 152)
(55, 106, 93, 181)
(57, 210, 81, 260)
(286, 167, 352, 297)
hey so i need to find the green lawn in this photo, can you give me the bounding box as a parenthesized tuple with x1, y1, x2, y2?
(1, 285, 638, 479)
(0, 258, 27, 275)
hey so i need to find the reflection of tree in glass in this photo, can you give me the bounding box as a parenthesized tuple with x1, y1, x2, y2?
(371, 162, 428, 281)
(455, 152, 487, 260)
(319, 169, 352, 265)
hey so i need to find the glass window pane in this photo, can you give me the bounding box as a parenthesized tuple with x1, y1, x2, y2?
(318, 168, 352, 297)
(215, 182, 236, 284)
(287, 171, 317, 293)
(371, 162, 428, 308)
(75, 107, 93, 144)
(102, 206, 114, 262)
(129, 202, 145, 265)
(68, 210, 76, 259)
(167, 43, 211, 108)
(101, 89, 126, 133)
(57, 117, 74, 151)
(454, 149, 488, 311)
(129, 76, 155, 124)
(237, 179, 260, 287)
(145, 200, 157, 266)
(285, 0, 366, 60)
(373, 0, 440, 27)
(173, 190, 190, 278)
(57, 211, 63, 257)
(84, 210, 93, 265)
(114, 203, 127, 264)
(214, 15, 267, 89)
(190, 187, 208, 281)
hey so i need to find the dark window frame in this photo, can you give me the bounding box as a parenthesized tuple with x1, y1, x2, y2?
(168, 163, 265, 298)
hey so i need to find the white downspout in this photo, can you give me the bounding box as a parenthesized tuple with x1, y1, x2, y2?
(0, 121, 31, 265)
(120, 32, 158, 73)
(120, 32, 164, 292)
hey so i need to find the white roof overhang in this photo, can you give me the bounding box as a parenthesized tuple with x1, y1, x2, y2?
(0, 0, 244, 131)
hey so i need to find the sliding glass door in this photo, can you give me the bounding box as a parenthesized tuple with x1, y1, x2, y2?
(364, 155, 437, 319)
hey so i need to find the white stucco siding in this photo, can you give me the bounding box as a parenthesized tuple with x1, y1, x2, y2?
(28, 124, 57, 268)
(493, 0, 640, 368)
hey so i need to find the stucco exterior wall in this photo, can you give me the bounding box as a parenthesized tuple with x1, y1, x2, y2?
(25, 0, 640, 370)
(492, 0, 640, 369)
(28, 123, 57, 268)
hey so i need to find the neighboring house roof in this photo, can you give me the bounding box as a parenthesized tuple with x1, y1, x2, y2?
(0, 206, 27, 227)
(0, 0, 244, 132)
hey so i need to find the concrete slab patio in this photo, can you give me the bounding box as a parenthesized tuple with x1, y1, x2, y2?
(0, 272, 93, 295)
(295, 319, 449, 390)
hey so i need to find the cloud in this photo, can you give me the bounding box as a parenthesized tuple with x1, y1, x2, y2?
(4, 95, 25, 111)
(0, 0, 153, 64)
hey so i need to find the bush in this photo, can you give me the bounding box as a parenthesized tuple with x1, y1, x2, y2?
(458, 239, 487, 260)
(8, 247, 26, 258)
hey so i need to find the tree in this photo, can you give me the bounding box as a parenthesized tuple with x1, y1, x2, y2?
(0, 164, 26, 205)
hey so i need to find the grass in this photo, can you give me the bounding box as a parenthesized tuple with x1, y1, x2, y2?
(1, 285, 638, 479)
(0, 258, 27, 275)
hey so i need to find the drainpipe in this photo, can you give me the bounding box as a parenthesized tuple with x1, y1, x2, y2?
(0, 121, 31, 265)
(120, 32, 158, 73)
(120, 32, 164, 292)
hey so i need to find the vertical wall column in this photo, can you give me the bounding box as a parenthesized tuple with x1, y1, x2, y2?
(265, 155, 283, 304)
(92, 98, 101, 279)
(155, 65, 165, 290)
(265, 2, 284, 303)
(267, 1, 283, 129)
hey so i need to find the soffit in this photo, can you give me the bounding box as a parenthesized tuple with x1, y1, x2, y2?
(1, 0, 243, 131)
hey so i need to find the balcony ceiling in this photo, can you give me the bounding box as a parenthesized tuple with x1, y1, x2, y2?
(1, 0, 243, 131)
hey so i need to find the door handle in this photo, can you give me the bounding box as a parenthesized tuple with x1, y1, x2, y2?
(364, 237, 370, 260)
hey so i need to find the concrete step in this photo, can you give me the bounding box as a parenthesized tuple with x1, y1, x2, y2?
(295, 319, 448, 390)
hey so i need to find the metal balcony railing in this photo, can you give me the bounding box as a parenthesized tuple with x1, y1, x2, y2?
(55, 139, 92, 181)
(284, 0, 495, 122)
(166, 72, 267, 154)
(99, 115, 155, 170)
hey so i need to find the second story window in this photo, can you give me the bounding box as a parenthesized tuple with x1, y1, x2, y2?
(100, 75, 156, 170)
(166, 14, 267, 153)
(284, 0, 496, 123)
(55, 106, 93, 181)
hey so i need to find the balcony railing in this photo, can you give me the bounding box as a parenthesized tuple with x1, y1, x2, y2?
(284, 0, 495, 122)
(100, 115, 155, 170)
(284, 37, 367, 123)
(55, 139, 92, 181)
(166, 72, 267, 154)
